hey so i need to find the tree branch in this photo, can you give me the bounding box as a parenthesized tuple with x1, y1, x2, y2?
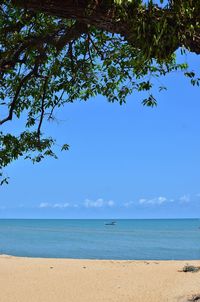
(0, 21, 88, 76)
(0, 67, 37, 125)
(11, 0, 200, 56)
(37, 76, 48, 140)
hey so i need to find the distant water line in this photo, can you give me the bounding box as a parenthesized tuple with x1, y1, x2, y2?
(0, 219, 200, 260)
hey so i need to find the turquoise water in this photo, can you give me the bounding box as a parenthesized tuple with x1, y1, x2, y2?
(0, 219, 199, 259)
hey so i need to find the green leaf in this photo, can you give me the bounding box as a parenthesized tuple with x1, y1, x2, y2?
(61, 144, 69, 151)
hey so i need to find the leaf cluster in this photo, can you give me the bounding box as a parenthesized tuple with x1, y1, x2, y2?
(0, 0, 191, 183)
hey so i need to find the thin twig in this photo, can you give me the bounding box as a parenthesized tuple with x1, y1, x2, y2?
(37, 76, 48, 141)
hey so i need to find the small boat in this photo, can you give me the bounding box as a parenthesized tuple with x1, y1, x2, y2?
(105, 221, 116, 226)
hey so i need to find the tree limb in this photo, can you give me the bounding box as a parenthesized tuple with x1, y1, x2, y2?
(37, 76, 48, 140)
(0, 21, 88, 76)
(11, 0, 200, 56)
(0, 67, 37, 125)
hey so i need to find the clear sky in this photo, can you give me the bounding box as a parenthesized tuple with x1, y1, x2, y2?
(0, 52, 200, 219)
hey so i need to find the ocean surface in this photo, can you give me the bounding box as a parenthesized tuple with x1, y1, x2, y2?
(0, 219, 199, 260)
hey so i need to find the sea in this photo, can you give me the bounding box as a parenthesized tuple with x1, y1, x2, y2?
(0, 219, 199, 260)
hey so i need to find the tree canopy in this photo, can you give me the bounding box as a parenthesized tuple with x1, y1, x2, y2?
(0, 0, 200, 183)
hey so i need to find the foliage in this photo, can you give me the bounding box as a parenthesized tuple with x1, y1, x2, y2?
(0, 0, 199, 183)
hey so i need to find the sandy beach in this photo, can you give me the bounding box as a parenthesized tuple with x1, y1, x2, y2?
(0, 255, 199, 302)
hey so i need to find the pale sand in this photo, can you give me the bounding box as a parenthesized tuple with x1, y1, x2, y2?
(0, 256, 199, 302)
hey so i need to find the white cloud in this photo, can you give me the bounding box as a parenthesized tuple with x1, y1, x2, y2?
(39, 202, 74, 209)
(53, 203, 70, 208)
(83, 198, 115, 208)
(123, 197, 169, 207)
(107, 200, 115, 207)
(179, 195, 190, 203)
(139, 198, 147, 205)
(138, 196, 167, 205)
(123, 201, 135, 208)
(73, 204, 79, 208)
(39, 202, 50, 208)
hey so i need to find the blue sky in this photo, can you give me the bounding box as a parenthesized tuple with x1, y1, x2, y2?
(0, 52, 200, 219)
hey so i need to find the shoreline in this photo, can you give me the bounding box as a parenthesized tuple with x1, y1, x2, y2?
(0, 255, 199, 301)
(1, 253, 200, 261)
